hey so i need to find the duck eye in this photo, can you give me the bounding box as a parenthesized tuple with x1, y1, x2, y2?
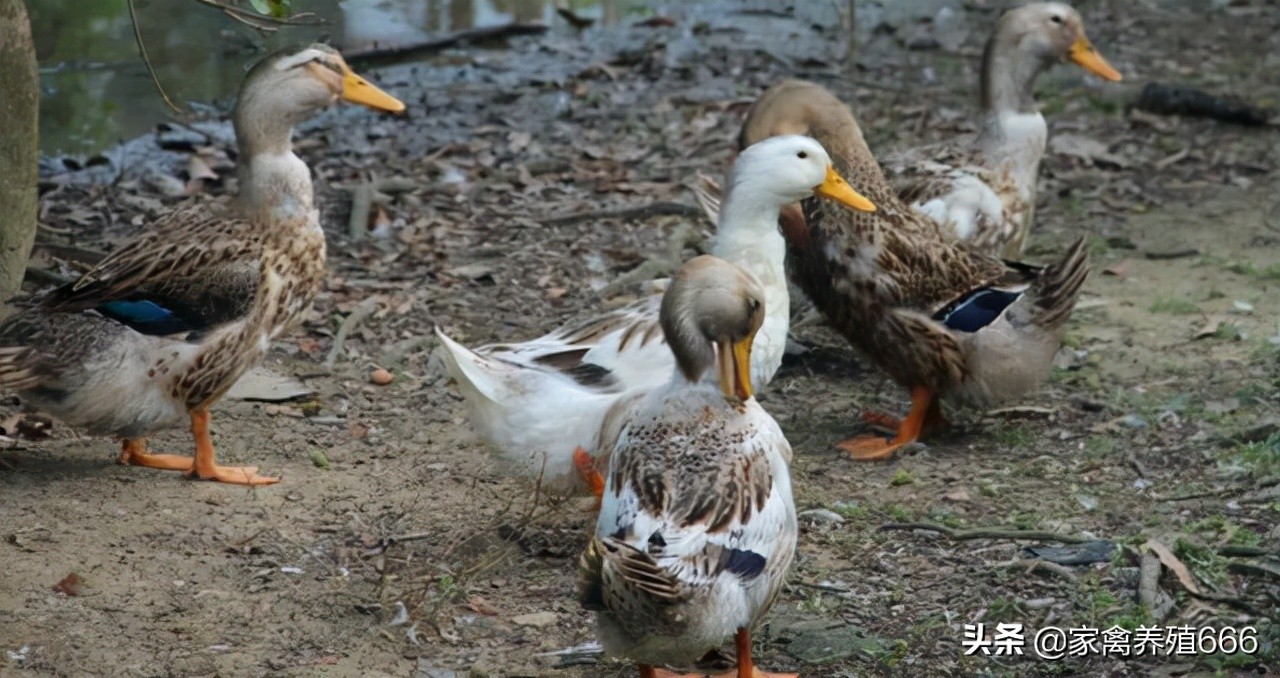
(1050, 15, 1063, 24)
(796, 151, 808, 159)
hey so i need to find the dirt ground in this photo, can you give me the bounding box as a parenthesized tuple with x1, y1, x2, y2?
(4, 1, 1279, 676)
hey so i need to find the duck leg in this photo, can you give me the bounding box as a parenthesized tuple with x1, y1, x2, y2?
(187, 408, 279, 485)
(837, 386, 935, 461)
(572, 446, 605, 509)
(699, 628, 797, 678)
(118, 438, 196, 471)
(860, 397, 949, 437)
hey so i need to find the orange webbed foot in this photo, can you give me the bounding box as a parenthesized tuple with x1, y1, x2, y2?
(861, 410, 902, 431)
(189, 463, 279, 486)
(573, 446, 605, 511)
(836, 435, 907, 461)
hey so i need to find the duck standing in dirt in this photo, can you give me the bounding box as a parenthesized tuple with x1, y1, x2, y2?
(0, 45, 404, 485)
(578, 256, 798, 678)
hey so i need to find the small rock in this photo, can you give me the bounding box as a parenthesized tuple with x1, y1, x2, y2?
(415, 660, 458, 678)
(510, 611, 557, 628)
(1075, 494, 1099, 511)
(797, 508, 845, 525)
(1119, 414, 1148, 429)
(370, 368, 394, 385)
(787, 626, 885, 664)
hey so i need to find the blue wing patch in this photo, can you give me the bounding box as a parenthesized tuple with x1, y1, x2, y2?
(933, 288, 1021, 333)
(720, 548, 767, 580)
(97, 299, 196, 336)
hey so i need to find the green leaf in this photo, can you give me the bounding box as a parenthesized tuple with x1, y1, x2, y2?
(249, 0, 271, 14)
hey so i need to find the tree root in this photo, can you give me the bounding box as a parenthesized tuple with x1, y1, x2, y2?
(877, 521, 1094, 544)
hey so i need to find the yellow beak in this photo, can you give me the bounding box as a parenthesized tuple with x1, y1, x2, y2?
(1068, 37, 1122, 82)
(716, 335, 756, 403)
(814, 166, 876, 213)
(341, 65, 406, 113)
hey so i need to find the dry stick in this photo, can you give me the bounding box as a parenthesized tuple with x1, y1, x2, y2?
(1005, 559, 1078, 583)
(188, 0, 324, 29)
(541, 201, 703, 227)
(344, 23, 549, 67)
(1138, 551, 1162, 613)
(324, 296, 380, 370)
(877, 521, 1094, 544)
(126, 0, 182, 114)
(338, 177, 417, 240)
(24, 266, 73, 286)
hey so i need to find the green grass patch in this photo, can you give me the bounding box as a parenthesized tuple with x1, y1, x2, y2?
(1148, 297, 1202, 315)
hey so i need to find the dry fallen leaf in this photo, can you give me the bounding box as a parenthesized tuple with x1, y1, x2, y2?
(52, 572, 83, 596)
(1144, 540, 1202, 595)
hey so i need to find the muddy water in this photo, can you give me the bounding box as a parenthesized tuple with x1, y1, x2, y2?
(32, 0, 635, 156)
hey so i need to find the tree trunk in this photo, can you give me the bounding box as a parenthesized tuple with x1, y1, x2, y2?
(0, 0, 38, 300)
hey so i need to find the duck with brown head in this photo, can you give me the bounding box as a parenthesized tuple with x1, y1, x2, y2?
(578, 255, 798, 678)
(883, 2, 1121, 257)
(730, 79, 1091, 462)
(0, 45, 404, 485)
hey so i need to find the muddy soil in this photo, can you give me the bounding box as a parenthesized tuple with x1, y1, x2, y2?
(4, 1, 1279, 677)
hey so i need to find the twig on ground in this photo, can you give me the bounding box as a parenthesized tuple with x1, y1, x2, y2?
(324, 296, 381, 370)
(1143, 247, 1199, 260)
(337, 177, 417, 241)
(541, 201, 703, 227)
(878, 522, 1094, 544)
(188, 0, 324, 31)
(24, 266, 73, 286)
(599, 222, 706, 297)
(1126, 449, 1150, 479)
(1005, 558, 1078, 583)
(345, 23, 549, 67)
(1138, 550, 1161, 612)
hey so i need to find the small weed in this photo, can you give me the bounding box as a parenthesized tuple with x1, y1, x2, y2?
(890, 470, 914, 486)
(1172, 538, 1230, 588)
(983, 596, 1027, 623)
(992, 424, 1035, 448)
(886, 504, 916, 522)
(831, 501, 869, 520)
(1148, 297, 1201, 315)
(1220, 434, 1280, 479)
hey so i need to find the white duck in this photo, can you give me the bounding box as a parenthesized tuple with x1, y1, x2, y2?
(578, 255, 797, 678)
(882, 2, 1121, 257)
(435, 135, 873, 494)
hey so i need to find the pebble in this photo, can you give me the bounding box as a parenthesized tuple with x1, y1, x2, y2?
(371, 368, 395, 385)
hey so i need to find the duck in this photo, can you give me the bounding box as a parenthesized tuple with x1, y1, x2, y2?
(577, 255, 797, 678)
(0, 44, 405, 485)
(739, 79, 1089, 461)
(882, 2, 1121, 258)
(435, 134, 873, 494)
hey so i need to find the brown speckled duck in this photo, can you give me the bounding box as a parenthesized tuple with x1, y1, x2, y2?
(0, 45, 404, 485)
(740, 80, 1089, 461)
(882, 2, 1121, 257)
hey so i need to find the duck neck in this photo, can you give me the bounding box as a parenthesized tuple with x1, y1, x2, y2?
(233, 103, 315, 223)
(712, 190, 787, 279)
(976, 35, 1049, 178)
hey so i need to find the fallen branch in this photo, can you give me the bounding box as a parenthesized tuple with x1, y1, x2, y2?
(1132, 82, 1275, 127)
(541, 201, 703, 227)
(189, 0, 324, 31)
(344, 23, 549, 67)
(337, 176, 417, 241)
(1004, 558, 1078, 583)
(324, 296, 381, 370)
(1143, 248, 1199, 260)
(24, 266, 73, 286)
(877, 522, 1094, 544)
